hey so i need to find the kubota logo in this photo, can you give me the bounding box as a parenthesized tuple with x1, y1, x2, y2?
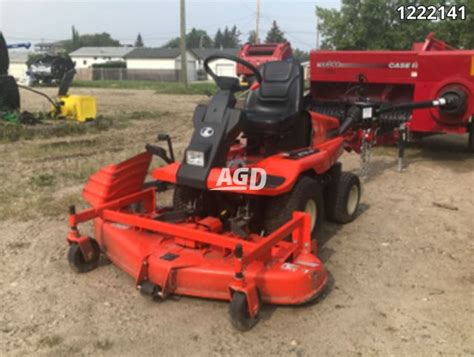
(212, 168, 267, 191)
(200, 126, 214, 138)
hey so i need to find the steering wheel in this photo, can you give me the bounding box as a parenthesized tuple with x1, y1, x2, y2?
(203, 54, 262, 92)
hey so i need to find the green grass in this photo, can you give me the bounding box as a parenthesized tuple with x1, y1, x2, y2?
(73, 80, 217, 95)
(0, 110, 166, 143)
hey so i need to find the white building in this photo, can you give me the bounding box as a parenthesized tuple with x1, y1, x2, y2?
(8, 51, 30, 83)
(69, 47, 134, 69)
(192, 48, 239, 79)
(125, 48, 198, 81)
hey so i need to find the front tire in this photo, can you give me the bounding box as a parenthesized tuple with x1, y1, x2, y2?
(263, 176, 324, 240)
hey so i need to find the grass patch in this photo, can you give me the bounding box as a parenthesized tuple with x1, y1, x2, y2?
(39, 192, 83, 218)
(0, 117, 112, 142)
(0, 110, 166, 143)
(29, 174, 56, 188)
(73, 80, 217, 95)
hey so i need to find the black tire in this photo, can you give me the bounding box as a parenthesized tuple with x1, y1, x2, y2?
(468, 119, 474, 153)
(139, 281, 162, 299)
(326, 172, 361, 224)
(263, 176, 324, 240)
(0, 76, 20, 110)
(229, 292, 259, 331)
(67, 239, 100, 273)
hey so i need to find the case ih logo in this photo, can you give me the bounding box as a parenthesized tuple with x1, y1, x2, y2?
(317, 61, 419, 69)
(212, 168, 267, 191)
(388, 62, 418, 69)
(317, 61, 343, 68)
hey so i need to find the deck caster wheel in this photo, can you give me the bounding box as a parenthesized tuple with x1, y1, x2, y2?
(229, 292, 260, 332)
(67, 239, 100, 273)
(139, 281, 162, 299)
(326, 172, 361, 224)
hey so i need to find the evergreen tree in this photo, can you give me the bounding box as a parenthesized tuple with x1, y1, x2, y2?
(135, 33, 144, 47)
(72, 26, 79, 47)
(247, 30, 258, 44)
(265, 21, 287, 43)
(218, 25, 241, 48)
(163, 29, 213, 48)
(214, 29, 223, 48)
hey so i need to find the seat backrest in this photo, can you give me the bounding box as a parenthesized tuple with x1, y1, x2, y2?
(245, 61, 303, 118)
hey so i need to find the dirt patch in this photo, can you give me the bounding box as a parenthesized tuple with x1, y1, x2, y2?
(1, 88, 473, 356)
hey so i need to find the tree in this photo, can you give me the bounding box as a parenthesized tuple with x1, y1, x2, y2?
(163, 28, 213, 48)
(293, 48, 309, 64)
(72, 26, 79, 48)
(187, 28, 213, 48)
(247, 30, 258, 44)
(265, 21, 287, 43)
(135, 33, 144, 47)
(214, 29, 223, 48)
(64, 31, 121, 53)
(215, 26, 241, 48)
(317, 0, 474, 50)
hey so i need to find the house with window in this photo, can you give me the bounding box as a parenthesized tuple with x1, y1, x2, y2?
(192, 48, 239, 79)
(125, 48, 198, 81)
(69, 47, 134, 68)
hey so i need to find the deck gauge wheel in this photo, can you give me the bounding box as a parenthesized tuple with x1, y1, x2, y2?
(229, 292, 260, 332)
(67, 238, 101, 273)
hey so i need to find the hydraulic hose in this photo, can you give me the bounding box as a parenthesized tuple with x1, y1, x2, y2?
(18, 84, 57, 108)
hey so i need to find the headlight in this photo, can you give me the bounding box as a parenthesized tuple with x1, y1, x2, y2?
(186, 150, 205, 167)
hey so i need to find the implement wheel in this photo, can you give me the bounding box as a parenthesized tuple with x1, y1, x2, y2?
(67, 239, 100, 273)
(229, 292, 259, 332)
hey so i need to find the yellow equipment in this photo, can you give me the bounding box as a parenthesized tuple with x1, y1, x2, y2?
(52, 95, 96, 122)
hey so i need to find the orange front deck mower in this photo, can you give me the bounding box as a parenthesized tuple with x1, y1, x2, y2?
(66, 55, 363, 331)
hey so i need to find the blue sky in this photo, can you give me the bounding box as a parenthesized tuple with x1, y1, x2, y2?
(1, 0, 340, 51)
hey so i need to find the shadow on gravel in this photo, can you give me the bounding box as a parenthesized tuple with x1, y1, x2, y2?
(405, 134, 474, 173)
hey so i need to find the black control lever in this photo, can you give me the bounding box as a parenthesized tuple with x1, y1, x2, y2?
(157, 133, 175, 163)
(146, 144, 173, 164)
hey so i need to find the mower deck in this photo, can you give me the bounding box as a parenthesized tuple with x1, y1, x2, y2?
(67, 187, 327, 318)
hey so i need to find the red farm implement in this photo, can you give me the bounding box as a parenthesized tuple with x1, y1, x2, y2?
(310, 33, 474, 155)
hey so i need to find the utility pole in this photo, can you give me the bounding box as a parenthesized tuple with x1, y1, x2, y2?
(180, 0, 188, 87)
(255, 0, 261, 44)
(315, 8, 320, 50)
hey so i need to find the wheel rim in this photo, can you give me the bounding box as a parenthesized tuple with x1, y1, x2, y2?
(305, 199, 317, 231)
(347, 185, 360, 215)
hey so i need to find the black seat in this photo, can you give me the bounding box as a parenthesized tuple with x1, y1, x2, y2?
(243, 61, 304, 135)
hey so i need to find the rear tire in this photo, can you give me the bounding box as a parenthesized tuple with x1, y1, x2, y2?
(263, 176, 324, 240)
(326, 172, 361, 224)
(468, 119, 474, 153)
